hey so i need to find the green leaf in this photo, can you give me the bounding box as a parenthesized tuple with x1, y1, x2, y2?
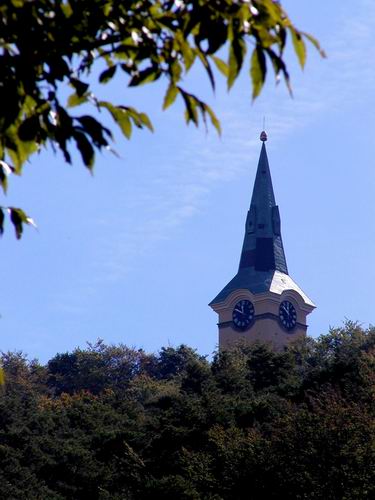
(186, 101, 198, 126)
(170, 60, 183, 82)
(290, 28, 306, 69)
(211, 56, 229, 77)
(123, 107, 153, 132)
(125, 107, 142, 128)
(116, 111, 132, 138)
(301, 31, 327, 58)
(204, 104, 221, 136)
(0, 173, 7, 194)
(261, 0, 284, 24)
(70, 78, 89, 97)
(228, 38, 246, 90)
(178, 35, 195, 72)
(73, 131, 95, 169)
(0, 160, 12, 194)
(61, 2, 73, 18)
(11, 0, 25, 8)
(178, 88, 198, 126)
(0, 208, 4, 236)
(163, 84, 179, 110)
(8, 207, 36, 239)
(138, 113, 154, 132)
(68, 92, 89, 108)
(99, 65, 117, 83)
(196, 51, 215, 90)
(265, 48, 293, 96)
(76, 116, 111, 147)
(99, 101, 132, 139)
(18, 115, 40, 141)
(128, 67, 161, 87)
(6, 126, 38, 172)
(250, 47, 267, 100)
(9, 207, 27, 239)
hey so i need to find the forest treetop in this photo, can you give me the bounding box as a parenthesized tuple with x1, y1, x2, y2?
(0, 322, 373, 498)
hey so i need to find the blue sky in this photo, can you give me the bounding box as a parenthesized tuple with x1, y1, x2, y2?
(1, 0, 374, 361)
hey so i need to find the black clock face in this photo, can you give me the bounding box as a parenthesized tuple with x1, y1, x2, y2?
(279, 301, 297, 331)
(232, 300, 254, 330)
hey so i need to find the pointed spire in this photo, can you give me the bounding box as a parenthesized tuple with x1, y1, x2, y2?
(238, 132, 288, 274)
(210, 131, 314, 307)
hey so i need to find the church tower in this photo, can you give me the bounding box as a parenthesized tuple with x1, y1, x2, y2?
(210, 131, 315, 350)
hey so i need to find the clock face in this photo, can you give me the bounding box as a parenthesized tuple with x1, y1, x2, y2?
(279, 301, 297, 331)
(232, 300, 254, 330)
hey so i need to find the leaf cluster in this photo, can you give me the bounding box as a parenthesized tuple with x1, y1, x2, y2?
(0, 1, 325, 237)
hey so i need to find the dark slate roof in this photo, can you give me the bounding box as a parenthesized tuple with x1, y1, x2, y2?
(210, 138, 292, 305)
(210, 269, 315, 307)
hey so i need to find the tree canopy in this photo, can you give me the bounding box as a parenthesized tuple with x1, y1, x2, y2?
(0, 0, 325, 238)
(0, 323, 373, 498)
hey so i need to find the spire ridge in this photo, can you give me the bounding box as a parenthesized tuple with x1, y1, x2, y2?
(238, 140, 287, 274)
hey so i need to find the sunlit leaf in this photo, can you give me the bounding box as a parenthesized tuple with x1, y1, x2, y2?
(67, 92, 89, 108)
(290, 28, 306, 69)
(211, 56, 229, 77)
(128, 67, 161, 87)
(301, 31, 327, 58)
(204, 104, 221, 135)
(163, 84, 179, 110)
(170, 60, 183, 82)
(6, 126, 38, 172)
(179, 89, 199, 126)
(176, 33, 195, 71)
(99, 101, 132, 139)
(138, 113, 154, 132)
(61, 2, 73, 18)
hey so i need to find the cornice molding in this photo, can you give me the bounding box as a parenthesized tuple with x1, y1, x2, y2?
(218, 313, 308, 333)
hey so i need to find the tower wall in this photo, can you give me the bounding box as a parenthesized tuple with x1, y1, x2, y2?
(212, 288, 310, 351)
(219, 319, 306, 351)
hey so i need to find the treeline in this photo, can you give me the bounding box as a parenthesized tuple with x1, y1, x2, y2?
(0, 322, 374, 499)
